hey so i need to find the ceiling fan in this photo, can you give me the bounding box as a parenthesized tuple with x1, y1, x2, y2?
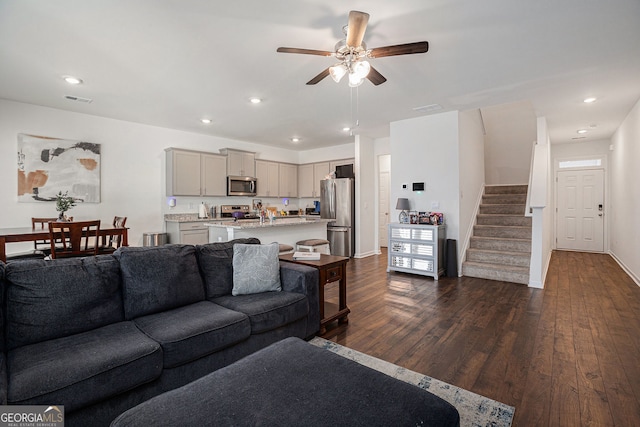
(277, 10, 429, 87)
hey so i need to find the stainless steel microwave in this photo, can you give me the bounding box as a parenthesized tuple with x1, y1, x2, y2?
(227, 176, 257, 196)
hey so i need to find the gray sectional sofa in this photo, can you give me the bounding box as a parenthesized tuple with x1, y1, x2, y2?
(0, 238, 319, 426)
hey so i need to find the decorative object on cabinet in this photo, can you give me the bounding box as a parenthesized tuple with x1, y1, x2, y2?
(409, 211, 419, 224)
(395, 198, 410, 223)
(387, 223, 446, 280)
(18, 133, 101, 203)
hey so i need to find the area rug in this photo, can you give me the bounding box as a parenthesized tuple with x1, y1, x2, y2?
(310, 337, 514, 427)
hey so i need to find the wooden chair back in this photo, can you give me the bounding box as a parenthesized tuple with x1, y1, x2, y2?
(99, 216, 127, 254)
(31, 217, 58, 251)
(48, 220, 100, 259)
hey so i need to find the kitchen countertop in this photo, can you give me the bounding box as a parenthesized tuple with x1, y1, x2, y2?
(205, 218, 332, 230)
(165, 213, 318, 223)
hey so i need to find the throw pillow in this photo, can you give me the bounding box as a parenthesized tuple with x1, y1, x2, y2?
(232, 243, 281, 296)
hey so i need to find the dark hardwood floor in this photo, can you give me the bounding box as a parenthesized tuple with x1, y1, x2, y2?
(320, 249, 640, 426)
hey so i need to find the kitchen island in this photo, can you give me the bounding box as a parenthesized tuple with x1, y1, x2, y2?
(205, 217, 331, 248)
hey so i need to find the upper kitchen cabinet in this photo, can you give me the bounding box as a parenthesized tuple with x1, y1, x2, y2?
(166, 148, 226, 196)
(298, 161, 330, 198)
(255, 160, 280, 197)
(221, 148, 255, 177)
(201, 153, 227, 196)
(279, 163, 298, 198)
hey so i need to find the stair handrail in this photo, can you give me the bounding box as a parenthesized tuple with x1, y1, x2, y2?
(525, 140, 536, 217)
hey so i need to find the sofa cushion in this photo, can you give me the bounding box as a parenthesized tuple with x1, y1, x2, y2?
(212, 291, 308, 334)
(7, 321, 162, 412)
(115, 245, 205, 319)
(232, 243, 281, 296)
(195, 238, 260, 298)
(4, 256, 123, 350)
(0, 261, 5, 354)
(133, 301, 251, 368)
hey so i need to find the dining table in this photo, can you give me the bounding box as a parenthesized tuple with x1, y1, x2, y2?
(0, 225, 129, 263)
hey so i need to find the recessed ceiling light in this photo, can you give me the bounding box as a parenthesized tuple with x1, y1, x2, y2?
(249, 98, 262, 104)
(63, 76, 83, 85)
(201, 118, 212, 124)
(583, 97, 597, 103)
(577, 129, 588, 134)
(291, 137, 301, 143)
(342, 127, 351, 132)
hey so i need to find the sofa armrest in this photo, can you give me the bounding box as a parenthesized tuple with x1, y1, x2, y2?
(279, 262, 319, 338)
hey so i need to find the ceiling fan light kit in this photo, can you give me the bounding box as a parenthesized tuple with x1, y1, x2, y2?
(277, 10, 429, 87)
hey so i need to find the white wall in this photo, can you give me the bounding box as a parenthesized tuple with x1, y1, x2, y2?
(354, 135, 376, 257)
(0, 99, 354, 251)
(610, 98, 640, 284)
(390, 111, 461, 243)
(458, 109, 486, 272)
(482, 100, 536, 185)
(297, 143, 355, 164)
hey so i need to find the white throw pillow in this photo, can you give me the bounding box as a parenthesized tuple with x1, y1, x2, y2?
(232, 243, 281, 296)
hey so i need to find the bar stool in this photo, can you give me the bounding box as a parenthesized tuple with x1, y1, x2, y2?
(278, 243, 295, 255)
(296, 239, 330, 255)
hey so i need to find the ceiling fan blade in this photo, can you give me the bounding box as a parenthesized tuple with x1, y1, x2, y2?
(277, 47, 333, 57)
(367, 66, 387, 86)
(346, 10, 370, 47)
(369, 41, 429, 58)
(306, 68, 331, 85)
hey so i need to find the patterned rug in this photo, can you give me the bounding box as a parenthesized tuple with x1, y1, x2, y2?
(310, 337, 514, 427)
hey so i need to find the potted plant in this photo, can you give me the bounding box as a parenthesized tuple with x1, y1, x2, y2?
(55, 191, 76, 221)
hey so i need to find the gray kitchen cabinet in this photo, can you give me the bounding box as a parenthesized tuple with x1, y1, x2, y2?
(255, 160, 279, 197)
(165, 221, 209, 245)
(166, 148, 226, 197)
(387, 223, 446, 279)
(222, 149, 255, 177)
(279, 163, 298, 198)
(298, 161, 330, 198)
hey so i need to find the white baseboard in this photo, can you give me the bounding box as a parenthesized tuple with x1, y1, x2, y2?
(609, 251, 640, 287)
(354, 250, 378, 259)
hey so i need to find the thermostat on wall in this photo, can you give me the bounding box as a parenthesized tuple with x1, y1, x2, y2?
(412, 182, 425, 191)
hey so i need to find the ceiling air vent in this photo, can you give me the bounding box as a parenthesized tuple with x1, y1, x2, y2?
(412, 104, 442, 113)
(64, 95, 93, 103)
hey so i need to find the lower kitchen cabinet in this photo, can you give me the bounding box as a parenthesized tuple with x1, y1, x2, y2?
(166, 221, 209, 245)
(387, 223, 446, 279)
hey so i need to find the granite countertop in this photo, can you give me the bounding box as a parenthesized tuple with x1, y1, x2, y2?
(164, 213, 232, 223)
(205, 218, 331, 230)
(165, 213, 316, 223)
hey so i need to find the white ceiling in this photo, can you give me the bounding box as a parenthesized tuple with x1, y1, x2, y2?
(1, 0, 639, 150)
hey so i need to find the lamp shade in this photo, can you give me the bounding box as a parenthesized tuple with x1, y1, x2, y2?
(395, 198, 410, 210)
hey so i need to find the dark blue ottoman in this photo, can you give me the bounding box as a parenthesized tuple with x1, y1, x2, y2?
(111, 337, 460, 426)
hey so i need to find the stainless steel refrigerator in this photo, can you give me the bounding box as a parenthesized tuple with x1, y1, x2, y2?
(320, 178, 355, 257)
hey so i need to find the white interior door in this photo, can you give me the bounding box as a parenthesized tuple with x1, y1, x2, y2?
(378, 171, 390, 247)
(556, 169, 604, 252)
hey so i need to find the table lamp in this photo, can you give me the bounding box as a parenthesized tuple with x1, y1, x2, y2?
(395, 198, 410, 223)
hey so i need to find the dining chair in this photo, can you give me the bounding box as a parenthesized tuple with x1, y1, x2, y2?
(98, 216, 127, 254)
(48, 220, 101, 259)
(5, 217, 58, 261)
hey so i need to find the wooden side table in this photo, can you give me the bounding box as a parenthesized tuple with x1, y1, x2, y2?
(280, 253, 350, 334)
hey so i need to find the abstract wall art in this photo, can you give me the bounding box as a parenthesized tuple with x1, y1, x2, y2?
(17, 133, 101, 203)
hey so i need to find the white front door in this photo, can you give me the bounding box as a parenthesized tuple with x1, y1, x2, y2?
(556, 169, 604, 252)
(378, 170, 390, 247)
